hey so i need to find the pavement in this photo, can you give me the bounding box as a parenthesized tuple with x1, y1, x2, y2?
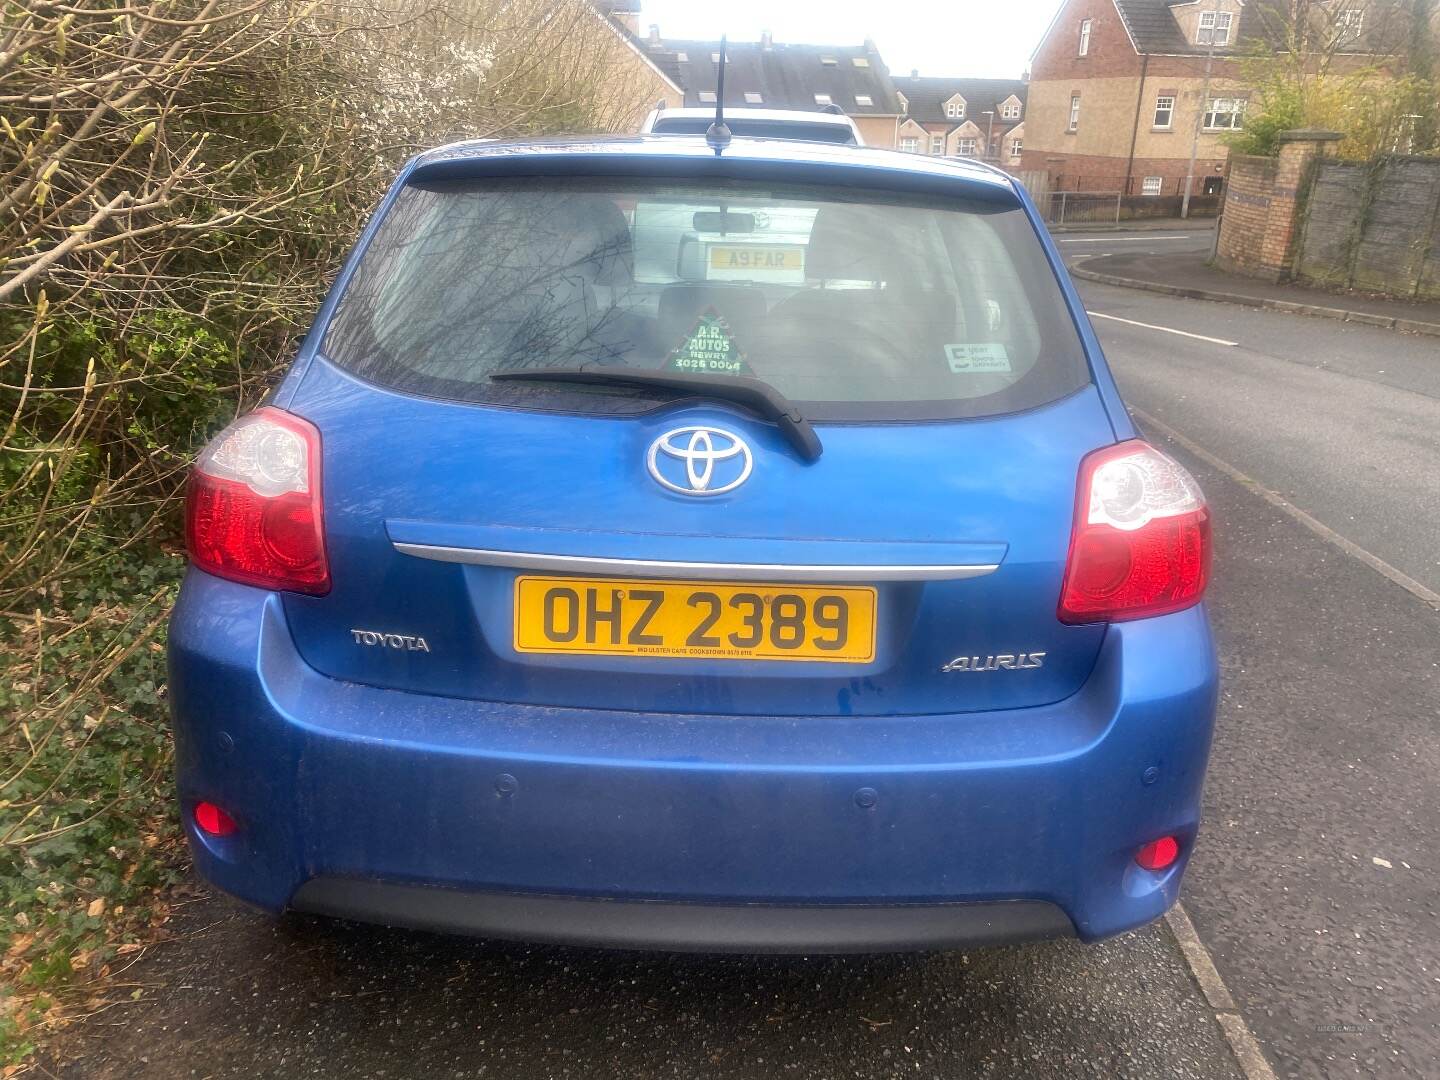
(34, 228, 1440, 1080)
(1062, 235, 1440, 335)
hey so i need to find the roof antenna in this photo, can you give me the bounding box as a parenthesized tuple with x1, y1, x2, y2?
(706, 35, 732, 154)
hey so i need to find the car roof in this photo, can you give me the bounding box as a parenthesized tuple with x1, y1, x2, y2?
(649, 107, 854, 126)
(406, 134, 1020, 202)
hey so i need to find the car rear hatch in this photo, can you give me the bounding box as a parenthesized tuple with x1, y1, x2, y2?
(279, 146, 1115, 717)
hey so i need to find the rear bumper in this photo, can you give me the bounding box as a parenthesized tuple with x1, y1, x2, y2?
(169, 570, 1218, 950)
(292, 880, 1073, 953)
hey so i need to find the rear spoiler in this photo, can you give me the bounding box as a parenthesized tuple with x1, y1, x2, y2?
(403, 142, 1023, 209)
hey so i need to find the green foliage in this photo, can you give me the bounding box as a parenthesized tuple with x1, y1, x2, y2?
(1229, 10, 1440, 161)
(1, 548, 186, 1064)
(1225, 82, 1305, 157)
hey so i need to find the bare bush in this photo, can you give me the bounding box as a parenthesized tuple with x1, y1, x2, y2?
(0, 0, 654, 604)
(0, 1, 655, 1047)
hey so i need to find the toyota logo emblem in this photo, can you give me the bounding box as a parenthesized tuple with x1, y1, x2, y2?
(647, 426, 753, 496)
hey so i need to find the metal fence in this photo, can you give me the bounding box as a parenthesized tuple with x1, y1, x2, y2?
(1040, 190, 1223, 224)
(1044, 191, 1122, 225)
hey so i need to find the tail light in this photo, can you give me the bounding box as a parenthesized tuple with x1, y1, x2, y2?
(185, 407, 329, 595)
(1058, 440, 1209, 623)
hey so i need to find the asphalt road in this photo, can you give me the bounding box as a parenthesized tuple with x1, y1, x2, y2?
(37, 227, 1439, 1079)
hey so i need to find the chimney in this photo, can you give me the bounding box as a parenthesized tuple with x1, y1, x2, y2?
(911, 68, 919, 78)
(610, 6, 639, 34)
(761, 29, 773, 50)
(648, 23, 660, 44)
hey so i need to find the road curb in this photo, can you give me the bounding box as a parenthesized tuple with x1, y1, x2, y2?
(1071, 266, 1440, 338)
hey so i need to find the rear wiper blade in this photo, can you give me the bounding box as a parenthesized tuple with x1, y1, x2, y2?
(490, 367, 822, 462)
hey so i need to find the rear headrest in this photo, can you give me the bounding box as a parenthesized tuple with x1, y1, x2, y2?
(658, 285, 767, 348)
(550, 195, 633, 286)
(803, 203, 917, 286)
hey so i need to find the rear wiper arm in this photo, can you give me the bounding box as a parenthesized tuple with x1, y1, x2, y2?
(490, 367, 822, 462)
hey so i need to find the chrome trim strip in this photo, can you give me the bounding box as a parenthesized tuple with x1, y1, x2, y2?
(392, 542, 1000, 583)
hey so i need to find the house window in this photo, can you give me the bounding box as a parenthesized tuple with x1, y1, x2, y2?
(1197, 11, 1233, 46)
(855, 94, 873, 107)
(1009, 139, 1023, 162)
(698, 91, 716, 103)
(1078, 18, 1092, 56)
(1068, 94, 1081, 131)
(675, 52, 688, 62)
(900, 136, 920, 153)
(945, 100, 965, 119)
(931, 135, 944, 154)
(1203, 97, 1245, 130)
(1337, 8, 1364, 40)
(1142, 176, 1163, 195)
(814, 93, 832, 106)
(1001, 102, 1021, 119)
(821, 56, 838, 66)
(744, 92, 763, 104)
(852, 56, 870, 67)
(710, 52, 721, 62)
(956, 137, 977, 156)
(1153, 95, 1175, 128)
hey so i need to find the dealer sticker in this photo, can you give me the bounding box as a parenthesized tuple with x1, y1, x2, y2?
(945, 343, 1012, 374)
(667, 308, 749, 376)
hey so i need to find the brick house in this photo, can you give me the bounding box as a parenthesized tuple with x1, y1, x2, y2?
(890, 75, 1027, 166)
(1023, 0, 1410, 196)
(588, 1, 685, 123)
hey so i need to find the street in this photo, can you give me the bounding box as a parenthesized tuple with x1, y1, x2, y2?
(38, 226, 1439, 1080)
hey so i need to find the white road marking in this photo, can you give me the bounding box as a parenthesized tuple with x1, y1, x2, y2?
(1134, 408, 1440, 611)
(1169, 901, 1278, 1080)
(1060, 235, 1192, 243)
(1088, 310, 1239, 347)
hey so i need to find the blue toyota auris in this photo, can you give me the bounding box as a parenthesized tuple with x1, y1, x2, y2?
(170, 135, 1217, 952)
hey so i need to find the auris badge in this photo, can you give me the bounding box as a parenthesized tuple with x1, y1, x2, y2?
(647, 425, 753, 496)
(941, 652, 1046, 673)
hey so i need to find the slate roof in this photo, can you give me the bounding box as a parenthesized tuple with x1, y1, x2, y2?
(890, 77, 1027, 126)
(1111, 0, 1403, 56)
(635, 38, 905, 115)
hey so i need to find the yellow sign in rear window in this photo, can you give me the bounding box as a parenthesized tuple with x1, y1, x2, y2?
(708, 245, 805, 277)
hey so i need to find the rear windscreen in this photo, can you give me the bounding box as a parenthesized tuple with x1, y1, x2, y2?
(322, 177, 1091, 421)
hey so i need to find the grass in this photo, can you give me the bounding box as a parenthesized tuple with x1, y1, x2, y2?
(0, 543, 189, 1067)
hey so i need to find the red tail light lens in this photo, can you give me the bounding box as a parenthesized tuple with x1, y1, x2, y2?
(1059, 441, 1209, 623)
(185, 407, 329, 595)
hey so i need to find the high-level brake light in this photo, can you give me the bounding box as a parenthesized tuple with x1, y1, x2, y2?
(1058, 440, 1210, 623)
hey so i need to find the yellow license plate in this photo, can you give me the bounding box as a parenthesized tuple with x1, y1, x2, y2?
(708, 245, 804, 272)
(514, 576, 876, 663)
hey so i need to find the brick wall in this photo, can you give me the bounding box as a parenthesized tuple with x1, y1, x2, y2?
(1215, 155, 1280, 275)
(1215, 132, 1339, 281)
(1020, 147, 1226, 195)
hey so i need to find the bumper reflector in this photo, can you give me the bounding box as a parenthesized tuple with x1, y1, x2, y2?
(194, 801, 238, 837)
(1135, 835, 1180, 871)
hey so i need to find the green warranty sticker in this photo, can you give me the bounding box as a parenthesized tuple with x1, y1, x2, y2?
(945, 343, 1012, 374)
(666, 308, 749, 376)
